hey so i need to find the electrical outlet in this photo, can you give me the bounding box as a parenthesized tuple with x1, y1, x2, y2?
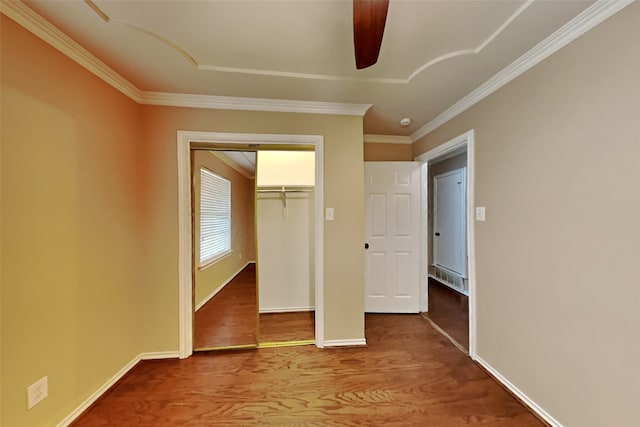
(238, 252, 243, 260)
(27, 376, 48, 409)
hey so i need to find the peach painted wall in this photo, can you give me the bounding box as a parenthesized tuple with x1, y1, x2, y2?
(2, 15, 366, 423)
(139, 107, 366, 352)
(363, 142, 413, 161)
(1, 16, 147, 426)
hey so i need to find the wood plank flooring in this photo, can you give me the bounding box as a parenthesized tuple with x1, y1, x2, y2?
(194, 264, 258, 349)
(425, 278, 469, 350)
(259, 311, 315, 343)
(195, 264, 314, 348)
(72, 314, 544, 426)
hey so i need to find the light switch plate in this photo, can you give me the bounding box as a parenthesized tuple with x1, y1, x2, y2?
(475, 207, 486, 221)
(325, 208, 334, 221)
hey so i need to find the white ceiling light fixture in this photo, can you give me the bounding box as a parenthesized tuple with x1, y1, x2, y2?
(399, 117, 412, 127)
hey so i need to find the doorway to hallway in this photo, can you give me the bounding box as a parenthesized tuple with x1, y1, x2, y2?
(416, 129, 476, 357)
(424, 278, 469, 351)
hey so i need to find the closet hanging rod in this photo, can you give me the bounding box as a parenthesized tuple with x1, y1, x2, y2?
(256, 189, 314, 193)
(257, 185, 314, 194)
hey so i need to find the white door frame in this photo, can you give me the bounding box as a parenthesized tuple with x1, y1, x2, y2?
(177, 131, 324, 358)
(415, 129, 477, 359)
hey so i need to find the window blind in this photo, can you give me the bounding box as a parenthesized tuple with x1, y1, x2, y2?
(199, 168, 231, 266)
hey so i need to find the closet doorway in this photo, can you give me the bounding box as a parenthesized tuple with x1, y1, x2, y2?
(256, 151, 316, 346)
(177, 131, 325, 358)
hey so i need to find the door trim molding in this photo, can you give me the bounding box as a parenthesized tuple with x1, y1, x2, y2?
(415, 129, 476, 358)
(177, 131, 325, 358)
(324, 338, 367, 347)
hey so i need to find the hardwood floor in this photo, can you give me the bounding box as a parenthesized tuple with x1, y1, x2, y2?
(194, 264, 258, 349)
(194, 263, 315, 348)
(425, 278, 469, 350)
(72, 314, 544, 426)
(259, 311, 315, 343)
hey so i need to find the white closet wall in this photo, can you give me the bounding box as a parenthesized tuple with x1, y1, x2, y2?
(256, 151, 316, 313)
(257, 192, 315, 312)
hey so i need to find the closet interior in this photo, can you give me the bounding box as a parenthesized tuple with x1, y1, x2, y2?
(256, 151, 316, 345)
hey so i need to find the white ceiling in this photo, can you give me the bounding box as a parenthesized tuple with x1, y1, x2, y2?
(218, 151, 257, 177)
(21, 0, 596, 136)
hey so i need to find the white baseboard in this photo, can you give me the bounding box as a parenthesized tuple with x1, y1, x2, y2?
(195, 261, 254, 311)
(323, 338, 367, 347)
(140, 351, 180, 360)
(57, 351, 179, 427)
(474, 355, 563, 427)
(259, 306, 315, 314)
(428, 273, 469, 296)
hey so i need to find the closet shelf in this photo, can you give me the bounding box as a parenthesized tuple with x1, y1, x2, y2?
(256, 185, 314, 194)
(257, 186, 314, 210)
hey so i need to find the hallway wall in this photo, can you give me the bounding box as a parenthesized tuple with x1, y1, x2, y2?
(427, 152, 467, 275)
(363, 142, 413, 161)
(413, 3, 640, 425)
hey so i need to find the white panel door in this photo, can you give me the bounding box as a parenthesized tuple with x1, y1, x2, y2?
(433, 167, 467, 277)
(364, 162, 421, 313)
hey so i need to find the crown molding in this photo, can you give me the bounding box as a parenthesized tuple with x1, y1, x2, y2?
(363, 134, 413, 144)
(411, 0, 634, 142)
(405, 0, 535, 82)
(1, 1, 371, 117)
(140, 92, 371, 116)
(4, 0, 631, 132)
(81, 0, 534, 86)
(0, 0, 143, 102)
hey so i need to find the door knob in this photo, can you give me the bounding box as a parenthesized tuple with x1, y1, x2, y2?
(364, 243, 369, 249)
(435, 232, 440, 236)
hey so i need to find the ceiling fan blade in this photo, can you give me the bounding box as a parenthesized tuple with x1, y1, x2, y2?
(353, 0, 389, 69)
